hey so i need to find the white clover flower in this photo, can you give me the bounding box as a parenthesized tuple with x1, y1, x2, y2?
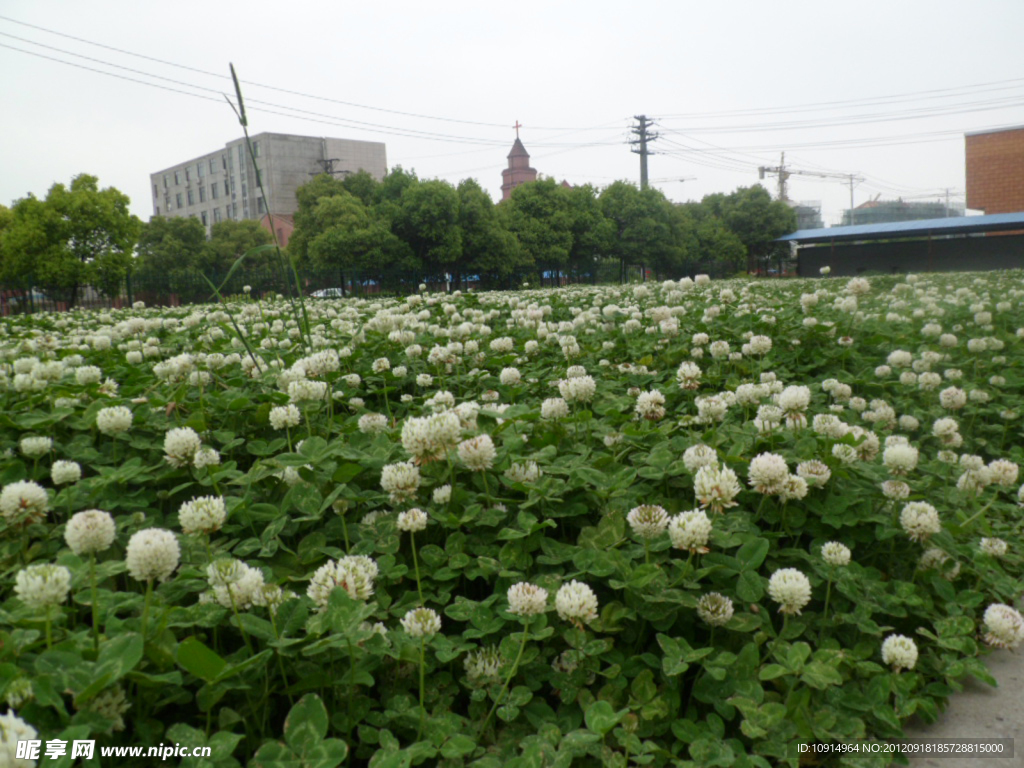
(627, 505, 669, 540)
(900, 501, 941, 543)
(396, 507, 428, 532)
(668, 509, 712, 554)
(125, 528, 180, 583)
(939, 386, 967, 410)
(19, 436, 52, 458)
(307, 555, 378, 610)
(0, 711, 38, 767)
(0, 480, 49, 525)
(457, 435, 496, 471)
(682, 444, 717, 474)
(981, 537, 1008, 557)
(381, 462, 421, 504)
(464, 646, 503, 686)
(433, 484, 452, 504)
(635, 390, 666, 421)
(982, 604, 1024, 650)
(51, 459, 82, 485)
(748, 453, 789, 495)
(269, 404, 302, 430)
(919, 548, 960, 580)
(987, 460, 1019, 488)
(359, 413, 390, 434)
(693, 464, 741, 513)
(555, 580, 599, 624)
(881, 634, 918, 671)
(75, 365, 103, 385)
(499, 367, 522, 387)
(65, 509, 116, 555)
(541, 397, 569, 420)
(558, 375, 596, 403)
(4, 679, 33, 710)
(697, 592, 734, 627)
(796, 460, 831, 488)
(881, 480, 911, 501)
(164, 427, 202, 468)
(96, 406, 133, 436)
(401, 411, 462, 463)
(767, 568, 812, 615)
(288, 379, 328, 404)
(883, 444, 919, 476)
(676, 361, 701, 390)
(505, 461, 542, 484)
(179, 496, 227, 535)
(15, 563, 72, 609)
(193, 447, 221, 469)
(831, 444, 859, 465)
(208, 560, 265, 610)
(821, 541, 851, 567)
(402, 607, 441, 638)
(252, 584, 294, 616)
(507, 582, 549, 616)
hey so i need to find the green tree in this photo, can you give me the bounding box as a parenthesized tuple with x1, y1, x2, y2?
(564, 184, 612, 277)
(392, 179, 462, 278)
(289, 173, 349, 266)
(504, 178, 574, 279)
(599, 181, 683, 280)
(456, 179, 521, 281)
(135, 216, 208, 277)
(0, 175, 140, 302)
(203, 220, 273, 275)
(306, 191, 414, 276)
(703, 185, 797, 273)
(341, 170, 381, 207)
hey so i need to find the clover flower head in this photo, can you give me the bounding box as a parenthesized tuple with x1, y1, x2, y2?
(767, 568, 812, 615)
(881, 634, 918, 671)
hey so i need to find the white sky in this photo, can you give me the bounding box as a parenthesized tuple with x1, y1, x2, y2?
(2, 0, 1023, 228)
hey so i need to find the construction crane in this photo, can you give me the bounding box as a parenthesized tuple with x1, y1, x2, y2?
(758, 152, 864, 215)
(649, 176, 697, 184)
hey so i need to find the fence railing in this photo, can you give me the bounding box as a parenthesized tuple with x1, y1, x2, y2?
(0, 260, 733, 315)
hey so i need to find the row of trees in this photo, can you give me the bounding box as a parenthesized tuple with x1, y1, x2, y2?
(286, 169, 797, 282)
(0, 170, 797, 304)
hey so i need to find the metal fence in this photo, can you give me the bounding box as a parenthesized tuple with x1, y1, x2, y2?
(0, 260, 732, 315)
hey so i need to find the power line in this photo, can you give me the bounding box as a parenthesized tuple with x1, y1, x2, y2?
(0, 14, 618, 133)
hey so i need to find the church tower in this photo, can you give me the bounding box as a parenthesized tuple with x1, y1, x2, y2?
(501, 122, 538, 200)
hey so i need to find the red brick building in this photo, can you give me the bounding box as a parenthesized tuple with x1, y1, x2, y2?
(501, 138, 538, 200)
(965, 126, 1024, 214)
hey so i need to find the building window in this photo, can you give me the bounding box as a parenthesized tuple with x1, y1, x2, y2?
(213, 208, 222, 223)
(156, 206, 161, 216)
(225, 180, 231, 195)
(197, 163, 205, 179)
(187, 190, 194, 206)
(174, 170, 181, 185)
(175, 192, 183, 208)
(253, 140, 261, 157)
(233, 202, 239, 218)
(222, 155, 228, 170)
(153, 184, 158, 198)
(199, 186, 206, 203)
(211, 184, 219, 200)
(162, 174, 169, 188)
(210, 159, 217, 174)
(257, 197, 266, 214)
(201, 211, 208, 226)
(238, 145, 245, 162)
(164, 194, 171, 209)
(185, 167, 191, 183)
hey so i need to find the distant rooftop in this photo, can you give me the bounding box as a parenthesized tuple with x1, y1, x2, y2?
(777, 212, 1024, 245)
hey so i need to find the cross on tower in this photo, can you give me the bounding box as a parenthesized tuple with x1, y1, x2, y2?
(513, 120, 522, 139)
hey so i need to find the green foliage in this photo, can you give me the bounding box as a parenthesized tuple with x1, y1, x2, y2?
(0, 174, 141, 299)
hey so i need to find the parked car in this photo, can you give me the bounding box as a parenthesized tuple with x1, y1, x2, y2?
(310, 287, 344, 298)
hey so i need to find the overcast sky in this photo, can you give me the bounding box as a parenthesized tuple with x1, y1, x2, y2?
(2, 1, 1023, 228)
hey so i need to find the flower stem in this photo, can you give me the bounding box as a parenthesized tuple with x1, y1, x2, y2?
(479, 618, 531, 741)
(416, 637, 427, 741)
(411, 531, 424, 605)
(45, 603, 53, 649)
(141, 579, 153, 641)
(90, 553, 100, 652)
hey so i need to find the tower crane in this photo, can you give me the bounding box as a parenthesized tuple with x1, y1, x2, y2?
(758, 152, 864, 216)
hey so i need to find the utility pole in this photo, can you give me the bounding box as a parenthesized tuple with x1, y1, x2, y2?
(311, 158, 347, 177)
(630, 115, 658, 190)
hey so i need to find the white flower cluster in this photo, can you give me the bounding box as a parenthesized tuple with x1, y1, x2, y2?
(269, 404, 302, 430)
(163, 427, 203, 468)
(307, 555, 378, 610)
(821, 541, 851, 567)
(457, 435, 497, 471)
(748, 453, 789, 495)
(669, 509, 712, 553)
(65, 509, 116, 555)
(96, 406, 134, 436)
(696, 592, 734, 627)
(555, 580, 598, 624)
(505, 461, 542, 484)
(206, 558, 265, 610)
(179, 496, 227, 535)
(507, 582, 548, 616)
(401, 607, 441, 638)
(767, 568, 812, 615)
(51, 460, 82, 485)
(634, 390, 666, 421)
(0, 480, 49, 525)
(15, 563, 72, 609)
(380, 461, 421, 504)
(627, 505, 669, 540)
(881, 634, 918, 671)
(899, 501, 941, 543)
(19, 436, 52, 457)
(982, 604, 1024, 650)
(401, 411, 462, 463)
(396, 507, 428, 532)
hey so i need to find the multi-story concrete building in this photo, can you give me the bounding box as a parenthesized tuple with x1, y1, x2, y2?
(149, 133, 387, 231)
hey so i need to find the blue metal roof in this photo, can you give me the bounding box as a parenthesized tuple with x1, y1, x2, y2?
(778, 211, 1024, 245)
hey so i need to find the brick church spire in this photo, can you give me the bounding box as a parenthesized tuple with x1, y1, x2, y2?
(501, 121, 538, 200)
